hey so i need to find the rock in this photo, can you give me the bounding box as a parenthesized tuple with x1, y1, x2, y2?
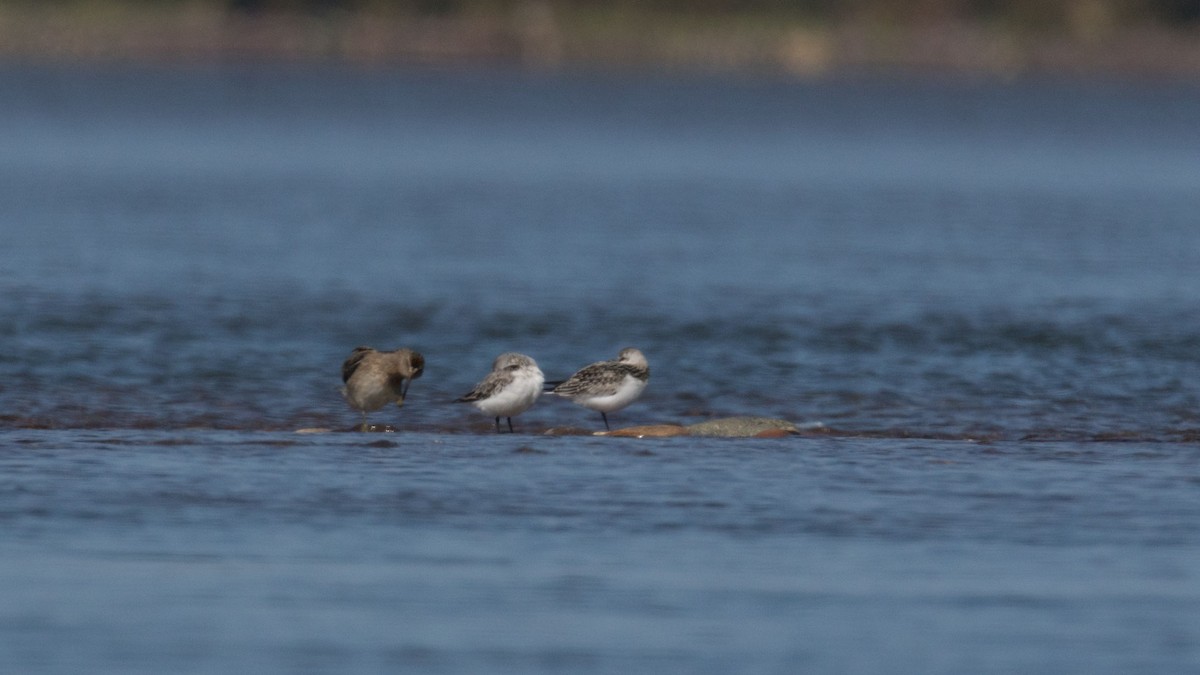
(686, 417, 799, 438)
(753, 427, 794, 438)
(542, 426, 595, 436)
(596, 424, 690, 438)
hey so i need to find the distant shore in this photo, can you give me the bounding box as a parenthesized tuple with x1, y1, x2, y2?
(3, 2, 1200, 77)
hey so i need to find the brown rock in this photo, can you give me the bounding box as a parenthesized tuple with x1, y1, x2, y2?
(596, 424, 690, 438)
(754, 428, 794, 438)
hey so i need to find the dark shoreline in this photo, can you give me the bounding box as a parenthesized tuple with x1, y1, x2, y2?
(3, 3, 1200, 77)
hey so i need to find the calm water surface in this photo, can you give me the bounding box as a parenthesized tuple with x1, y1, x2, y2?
(1, 65, 1199, 673)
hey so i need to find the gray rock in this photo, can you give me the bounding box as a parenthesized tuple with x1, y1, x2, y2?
(685, 417, 799, 437)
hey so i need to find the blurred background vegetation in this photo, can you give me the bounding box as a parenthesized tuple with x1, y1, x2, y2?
(226, 0, 1200, 26)
(2, 0, 1199, 74)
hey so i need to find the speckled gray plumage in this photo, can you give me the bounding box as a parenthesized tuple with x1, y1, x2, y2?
(552, 348, 649, 399)
(551, 348, 649, 430)
(456, 353, 534, 402)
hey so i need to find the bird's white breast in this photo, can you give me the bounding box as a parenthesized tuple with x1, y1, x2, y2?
(473, 368, 544, 417)
(575, 374, 646, 413)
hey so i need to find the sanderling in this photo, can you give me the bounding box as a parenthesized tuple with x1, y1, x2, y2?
(341, 346, 425, 431)
(455, 352, 544, 433)
(551, 347, 649, 430)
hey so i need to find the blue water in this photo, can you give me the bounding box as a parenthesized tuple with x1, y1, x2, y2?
(1, 64, 1199, 673)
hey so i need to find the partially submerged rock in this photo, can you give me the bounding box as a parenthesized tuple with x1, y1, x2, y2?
(542, 426, 595, 436)
(296, 417, 802, 438)
(595, 417, 800, 438)
(295, 424, 397, 433)
(596, 424, 689, 438)
(686, 417, 799, 438)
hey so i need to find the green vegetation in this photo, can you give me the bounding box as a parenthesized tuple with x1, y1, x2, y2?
(222, 0, 1200, 30)
(2, 0, 1199, 74)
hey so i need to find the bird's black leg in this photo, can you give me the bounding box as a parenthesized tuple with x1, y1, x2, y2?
(601, 412, 610, 430)
(494, 417, 501, 432)
(506, 417, 515, 433)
